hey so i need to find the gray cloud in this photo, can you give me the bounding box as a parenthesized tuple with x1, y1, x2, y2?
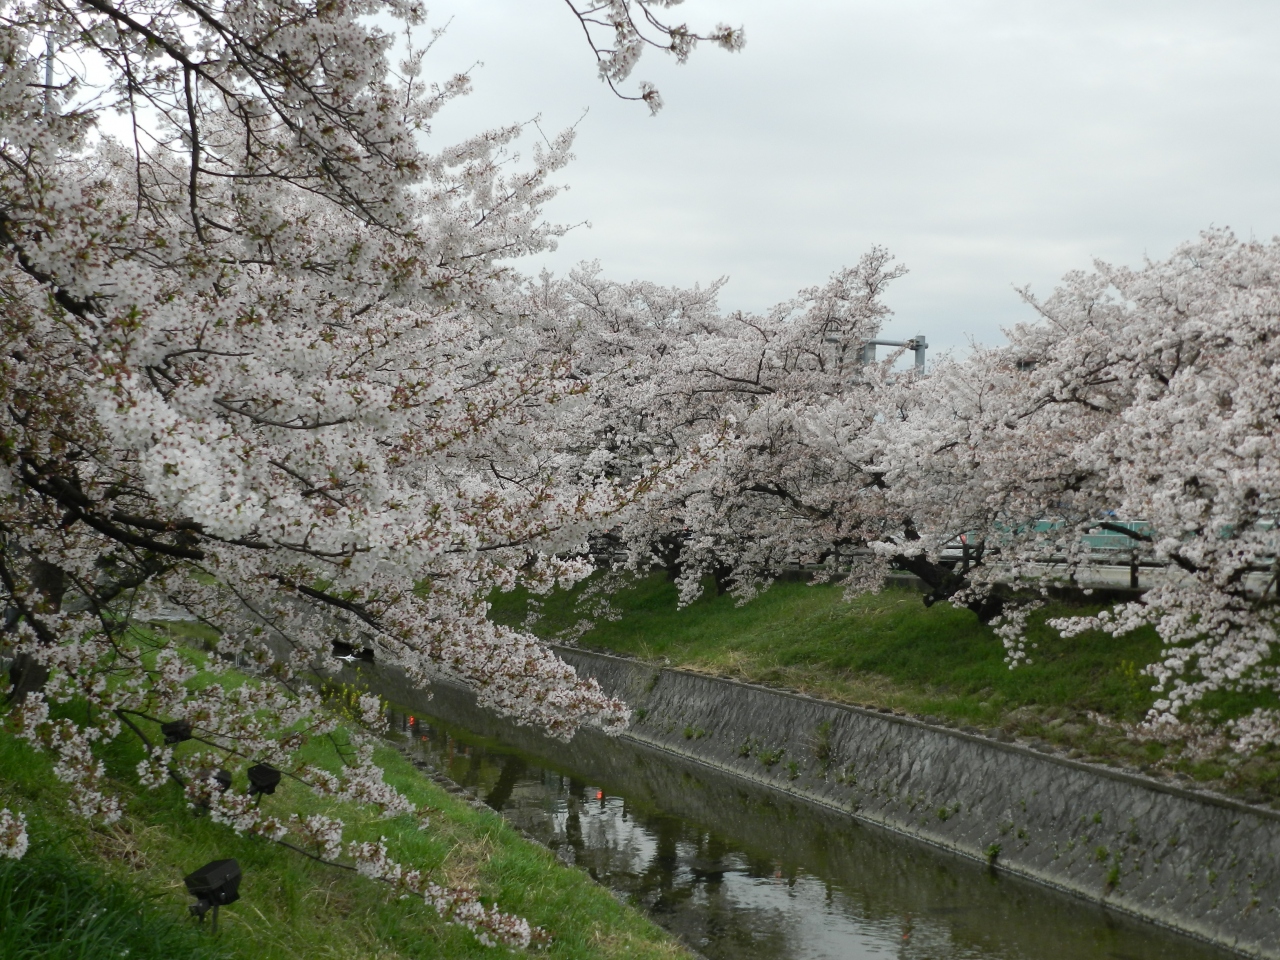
(422, 0, 1280, 352)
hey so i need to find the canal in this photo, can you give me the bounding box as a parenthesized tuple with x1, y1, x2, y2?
(386, 708, 1240, 960)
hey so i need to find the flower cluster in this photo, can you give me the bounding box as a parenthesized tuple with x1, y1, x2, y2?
(16, 694, 122, 823)
(136, 745, 174, 790)
(292, 814, 345, 861)
(423, 881, 545, 950)
(340, 838, 545, 947)
(206, 790, 287, 841)
(562, 0, 744, 111)
(0, 809, 28, 860)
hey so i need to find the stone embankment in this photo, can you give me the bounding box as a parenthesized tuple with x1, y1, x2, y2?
(359, 644, 1280, 957)
(543, 646, 1279, 958)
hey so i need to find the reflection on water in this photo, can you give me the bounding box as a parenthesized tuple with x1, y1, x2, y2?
(390, 711, 1237, 960)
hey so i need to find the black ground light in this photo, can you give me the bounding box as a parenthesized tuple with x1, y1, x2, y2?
(161, 719, 193, 744)
(184, 858, 241, 933)
(247, 762, 281, 798)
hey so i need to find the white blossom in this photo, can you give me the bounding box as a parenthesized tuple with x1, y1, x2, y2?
(0, 0, 733, 943)
(0, 809, 28, 860)
(136, 745, 174, 790)
(558, 229, 1280, 753)
(292, 814, 345, 861)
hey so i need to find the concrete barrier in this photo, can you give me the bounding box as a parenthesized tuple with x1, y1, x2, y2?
(543, 647, 1280, 958)
(347, 642, 1279, 957)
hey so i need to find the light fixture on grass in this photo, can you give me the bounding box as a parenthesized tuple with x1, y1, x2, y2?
(161, 719, 193, 744)
(183, 858, 241, 933)
(247, 762, 281, 798)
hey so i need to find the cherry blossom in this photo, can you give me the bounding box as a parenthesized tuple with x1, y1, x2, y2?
(0, 0, 731, 941)
(870, 232, 1279, 745)
(549, 231, 1279, 752)
(0, 808, 28, 860)
(520, 251, 908, 606)
(562, 1, 745, 112)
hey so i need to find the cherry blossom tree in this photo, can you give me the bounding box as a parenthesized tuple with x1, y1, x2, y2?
(851, 231, 1279, 748)
(547, 232, 1279, 754)
(519, 250, 910, 606)
(1003, 231, 1280, 745)
(0, 0, 737, 943)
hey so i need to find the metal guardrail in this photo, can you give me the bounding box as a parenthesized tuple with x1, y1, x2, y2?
(597, 520, 1275, 593)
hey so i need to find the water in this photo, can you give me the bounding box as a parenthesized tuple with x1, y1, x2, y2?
(388, 710, 1239, 960)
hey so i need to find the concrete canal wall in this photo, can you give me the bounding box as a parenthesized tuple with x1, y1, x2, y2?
(359, 645, 1280, 957)
(553, 647, 1280, 958)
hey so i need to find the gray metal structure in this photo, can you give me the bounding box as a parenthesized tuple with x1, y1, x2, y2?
(44, 31, 54, 112)
(860, 335, 928, 371)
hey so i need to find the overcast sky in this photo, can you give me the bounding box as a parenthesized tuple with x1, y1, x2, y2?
(420, 0, 1280, 355)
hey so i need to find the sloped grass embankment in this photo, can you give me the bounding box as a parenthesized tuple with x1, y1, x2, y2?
(0, 694, 688, 960)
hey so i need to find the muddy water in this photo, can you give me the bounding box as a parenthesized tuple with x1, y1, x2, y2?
(387, 710, 1239, 960)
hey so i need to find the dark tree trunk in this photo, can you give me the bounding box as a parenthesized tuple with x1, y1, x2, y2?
(654, 535, 685, 583)
(1, 554, 66, 702)
(30, 557, 67, 613)
(712, 564, 734, 596)
(892, 553, 1009, 624)
(6, 651, 48, 704)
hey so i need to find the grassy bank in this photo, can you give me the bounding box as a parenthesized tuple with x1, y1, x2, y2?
(490, 573, 1280, 805)
(0, 699, 687, 960)
(0, 845, 228, 960)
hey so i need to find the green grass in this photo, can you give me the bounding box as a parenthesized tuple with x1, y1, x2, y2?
(492, 574, 1167, 722)
(0, 846, 230, 960)
(490, 573, 1280, 801)
(0, 695, 688, 960)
